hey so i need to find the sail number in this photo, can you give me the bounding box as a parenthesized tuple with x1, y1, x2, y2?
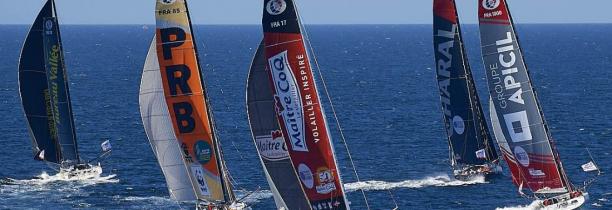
(158, 8, 181, 15)
(271, 20, 287, 28)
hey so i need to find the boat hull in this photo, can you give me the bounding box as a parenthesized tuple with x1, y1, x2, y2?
(538, 192, 588, 210)
(453, 163, 502, 181)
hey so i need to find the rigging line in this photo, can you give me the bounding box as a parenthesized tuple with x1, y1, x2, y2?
(295, 7, 370, 210)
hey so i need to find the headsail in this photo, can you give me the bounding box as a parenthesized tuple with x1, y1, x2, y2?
(140, 36, 197, 202)
(478, 0, 571, 194)
(153, 0, 232, 203)
(246, 41, 311, 209)
(18, 0, 79, 165)
(433, 0, 498, 166)
(262, 0, 349, 209)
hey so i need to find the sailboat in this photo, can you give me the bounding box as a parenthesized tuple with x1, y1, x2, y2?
(256, 0, 351, 209)
(478, 0, 588, 209)
(246, 41, 311, 209)
(433, 0, 501, 181)
(139, 0, 246, 209)
(18, 0, 110, 176)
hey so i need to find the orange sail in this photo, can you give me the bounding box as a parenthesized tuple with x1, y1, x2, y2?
(153, 0, 230, 203)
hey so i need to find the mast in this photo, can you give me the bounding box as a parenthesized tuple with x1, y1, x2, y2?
(182, 0, 234, 202)
(478, 0, 570, 194)
(503, 2, 572, 191)
(50, 0, 80, 164)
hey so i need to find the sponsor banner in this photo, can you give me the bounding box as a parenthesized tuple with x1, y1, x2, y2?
(191, 164, 211, 197)
(255, 130, 289, 161)
(155, 0, 225, 201)
(263, 32, 346, 204)
(269, 51, 308, 152)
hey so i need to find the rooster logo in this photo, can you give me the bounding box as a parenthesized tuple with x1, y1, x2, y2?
(482, 0, 500, 10)
(160, 0, 176, 5)
(266, 0, 287, 15)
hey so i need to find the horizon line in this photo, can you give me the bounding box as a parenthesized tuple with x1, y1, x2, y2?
(2, 22, 612, 26)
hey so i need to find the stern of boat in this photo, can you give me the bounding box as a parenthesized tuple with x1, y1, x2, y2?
(538, 191, 588, 210)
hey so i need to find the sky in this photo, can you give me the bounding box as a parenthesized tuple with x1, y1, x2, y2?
(1, 0, 612, 25)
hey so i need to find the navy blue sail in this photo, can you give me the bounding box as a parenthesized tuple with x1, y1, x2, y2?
(18, 0, 80, 165)
(433, 0, 498, 167)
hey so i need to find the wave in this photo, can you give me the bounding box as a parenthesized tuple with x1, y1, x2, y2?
(495, 200, 540, 210)
(5, 164, 118, 186)
(235, 189, 273, 205)
(343, 174, 486, 192)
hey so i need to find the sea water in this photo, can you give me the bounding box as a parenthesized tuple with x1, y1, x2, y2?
(0, 25, 610, 209)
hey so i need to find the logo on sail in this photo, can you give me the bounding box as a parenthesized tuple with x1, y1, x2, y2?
(269, 51, 308, 152)
(255, 130, 289, 161)
(315, 167, 336, 194)
(482, 0, 500, 10)
(194, 141, 212, 164)
(159, 0, 176, 5)
(44, 20, 54, 31)
(514, 146, 530, 167)
(190, 165, 211, 196)
(298, 163, 314, 189)
(266, 0, 287, 15)
(452, 115, 465, 135)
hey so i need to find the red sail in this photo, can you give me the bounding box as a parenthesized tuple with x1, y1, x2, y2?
(261, 0, 348, 209)
(479, 0, 568, 194)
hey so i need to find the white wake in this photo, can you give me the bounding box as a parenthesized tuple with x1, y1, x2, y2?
(343, 174, 486, 192)
(495, 200, 540, 210)
(2, 164, 118, 187)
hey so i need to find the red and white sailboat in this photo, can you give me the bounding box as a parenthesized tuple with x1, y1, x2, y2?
(253, 0, 352, 209)
(478, 0, 590, 209)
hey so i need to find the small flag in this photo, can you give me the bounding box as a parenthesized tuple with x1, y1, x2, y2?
(101, 140, 112, 152)
(518, 182, 526, 196)
(581, 161, 598, 172)
(36, 150, 45, 160)
(475, 149, 487, 159)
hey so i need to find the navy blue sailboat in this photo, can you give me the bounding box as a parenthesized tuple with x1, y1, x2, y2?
(18, 0, 109, 173)
(433, 0, 500, 180)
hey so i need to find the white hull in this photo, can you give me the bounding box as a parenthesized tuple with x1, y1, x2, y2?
(453, 163, 502, 180)
(537, 192, 588, 210)
(58, 163, 102, 180)
(196, 202, 248, 210)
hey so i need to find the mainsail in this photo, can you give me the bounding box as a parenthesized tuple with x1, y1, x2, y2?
(18, 0, 79, 165)
(140, 36, 197, 202)
(246, 41, 311, 209)
(150, 0, 233, 204)
(478, 0, 572, 194)
(433, 0, 498, 167)
(262, 0, 349, 209)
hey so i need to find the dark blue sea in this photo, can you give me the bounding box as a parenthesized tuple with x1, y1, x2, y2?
(0, 24, 610, 209)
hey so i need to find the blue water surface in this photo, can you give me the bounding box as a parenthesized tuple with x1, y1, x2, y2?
(0, 24, 611, 209)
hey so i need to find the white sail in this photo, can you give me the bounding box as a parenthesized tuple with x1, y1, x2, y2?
(139, 36, 196, 202)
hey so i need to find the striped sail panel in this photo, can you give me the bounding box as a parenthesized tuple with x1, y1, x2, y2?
(18, 0, 79, 164)
(478, 0, 567, 193)
(247, 41, 311, 210)
(140, 37, 197, 202)
(154, 0, 226, 202)
(262, 0, 349, 209)
(433, 0, 497, 166)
